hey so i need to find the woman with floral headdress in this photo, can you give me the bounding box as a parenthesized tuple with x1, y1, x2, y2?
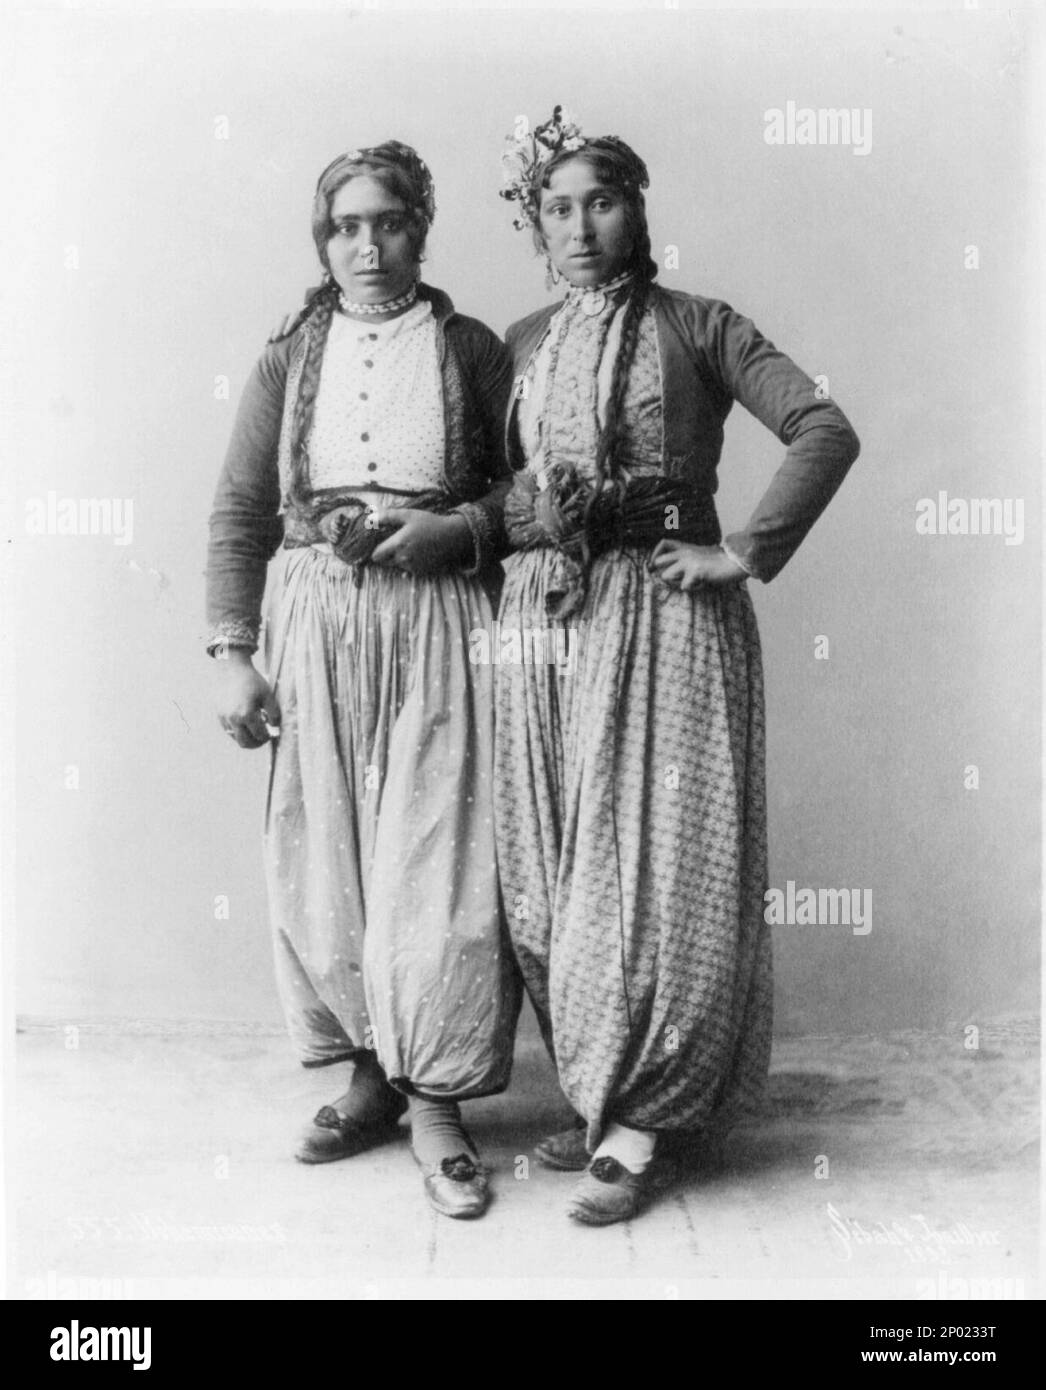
(206, 141, 520, 1219)
(495, 108, 860, 1224)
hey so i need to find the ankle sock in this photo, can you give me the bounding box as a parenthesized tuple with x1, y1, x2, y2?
(408, 1096, 475, 1167)
(592, 1122, 656, 1174)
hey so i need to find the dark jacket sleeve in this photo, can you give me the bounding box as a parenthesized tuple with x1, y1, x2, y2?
(450, 318, 515, 573)
(204, 342, 289, 651)
(703, 301, 860, 581)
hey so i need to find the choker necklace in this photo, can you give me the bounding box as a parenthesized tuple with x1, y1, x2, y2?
(566, 271, 633, 318)
(339, 283, 418, 317)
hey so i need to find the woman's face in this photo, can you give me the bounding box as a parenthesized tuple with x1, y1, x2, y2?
(538, 159, 634, 287)
(325, 175, 420, 303)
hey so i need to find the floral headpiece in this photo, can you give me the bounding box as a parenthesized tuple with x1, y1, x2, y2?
(500, 106, 589, 230)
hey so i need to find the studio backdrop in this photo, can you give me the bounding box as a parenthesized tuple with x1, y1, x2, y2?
(7, 2, 1040, 1037)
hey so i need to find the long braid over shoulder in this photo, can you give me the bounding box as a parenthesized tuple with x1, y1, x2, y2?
(285, 279, 340, 507)
(590, 269, 654, 500)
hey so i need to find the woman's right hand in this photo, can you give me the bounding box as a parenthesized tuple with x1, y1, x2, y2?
(214, 651, 281, 749)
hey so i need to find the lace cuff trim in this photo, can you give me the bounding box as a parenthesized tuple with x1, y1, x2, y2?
(719, 537, 761, 581)
(452, 502, 494, 576)
(206, 618, 260, 657)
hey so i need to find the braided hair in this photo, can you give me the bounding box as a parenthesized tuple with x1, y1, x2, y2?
(283, 282, 338, 511)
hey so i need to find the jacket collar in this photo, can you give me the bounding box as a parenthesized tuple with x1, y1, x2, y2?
(416, 281, 455, 324)
(503, 302, 560, 469)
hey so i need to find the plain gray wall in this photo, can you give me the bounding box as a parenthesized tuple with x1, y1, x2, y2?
(7, 4, 1041, 1039)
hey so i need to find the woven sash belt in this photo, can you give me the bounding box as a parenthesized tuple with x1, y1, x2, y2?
(504, 465, 721, 619)
(282, 490, 451, 580)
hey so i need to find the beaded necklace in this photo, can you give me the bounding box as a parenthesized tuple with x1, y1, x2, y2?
(338, 282, 418, 317)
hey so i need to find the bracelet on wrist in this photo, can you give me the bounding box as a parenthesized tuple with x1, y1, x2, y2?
(209, 640, 254, 661)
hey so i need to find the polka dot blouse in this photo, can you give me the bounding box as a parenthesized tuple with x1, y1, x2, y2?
(308, 299, 446, 492)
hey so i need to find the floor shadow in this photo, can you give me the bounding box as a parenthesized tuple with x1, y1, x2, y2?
(764, 1071, 905, 1118)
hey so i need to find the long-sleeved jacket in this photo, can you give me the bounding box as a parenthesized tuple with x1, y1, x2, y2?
(206, 284, 513, 650)
(503, 284, 860, 581)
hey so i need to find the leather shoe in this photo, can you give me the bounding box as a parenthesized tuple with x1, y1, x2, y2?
(416, 1151, 490, 1220)
(566, 1156, 649, 1226)
(295, 1093, 407, 1164)
(537, 1124, 729, 1174)
(534, 1122, 589, 1172)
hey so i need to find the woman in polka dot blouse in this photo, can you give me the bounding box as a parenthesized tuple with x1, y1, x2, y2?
(206, 142, 521, 1220)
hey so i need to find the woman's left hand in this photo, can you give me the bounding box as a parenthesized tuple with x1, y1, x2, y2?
(369, 509, 472, 574)
(648, 541, 749, 592)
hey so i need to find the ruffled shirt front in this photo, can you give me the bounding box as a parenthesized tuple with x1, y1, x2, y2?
(307, 298, 445, 492)
(517, 292, 664, 484)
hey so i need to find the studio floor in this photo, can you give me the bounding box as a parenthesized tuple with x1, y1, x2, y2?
(9, 1015, 1040, 1300)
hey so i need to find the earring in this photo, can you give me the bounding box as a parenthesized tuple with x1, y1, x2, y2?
(544, 254, 561, 291)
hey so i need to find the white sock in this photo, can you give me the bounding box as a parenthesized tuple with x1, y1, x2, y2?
(592, 1123, 656, 1174)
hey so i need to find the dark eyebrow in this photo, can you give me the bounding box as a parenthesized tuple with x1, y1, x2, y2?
(331, 208, 407, 222)
(542, 186, 617, 205)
